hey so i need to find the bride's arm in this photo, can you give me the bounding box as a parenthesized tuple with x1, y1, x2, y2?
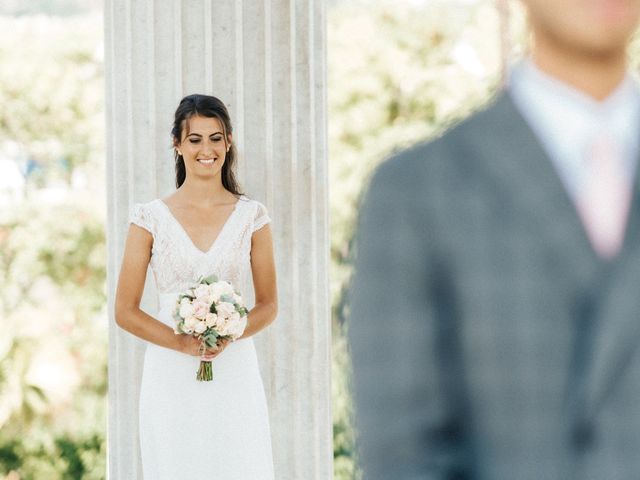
(240, 224, 278, 339)
(115, 224, 203, 356)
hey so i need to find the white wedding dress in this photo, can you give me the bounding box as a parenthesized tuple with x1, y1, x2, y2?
(130, 195, 274, 480)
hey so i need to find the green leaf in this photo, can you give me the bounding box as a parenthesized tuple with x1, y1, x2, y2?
(204, 332, 218, 347)
(201, 274, 218, 285)
(220, 294, 234, 303)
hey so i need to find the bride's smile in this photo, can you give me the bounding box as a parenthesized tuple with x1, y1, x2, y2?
(197, 157, 216, 165)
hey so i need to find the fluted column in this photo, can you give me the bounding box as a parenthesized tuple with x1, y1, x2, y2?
(104, 1, 331, 478)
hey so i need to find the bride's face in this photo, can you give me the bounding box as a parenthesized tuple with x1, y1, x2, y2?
(176, 115, 231, 182)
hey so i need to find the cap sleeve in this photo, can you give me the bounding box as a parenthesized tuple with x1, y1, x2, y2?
(253, 201, 271, 233)
(129, 202, 154, 235)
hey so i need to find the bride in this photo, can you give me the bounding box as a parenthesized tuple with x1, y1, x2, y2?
(115, 94, 277, 479)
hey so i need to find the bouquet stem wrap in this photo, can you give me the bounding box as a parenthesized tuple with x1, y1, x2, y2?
(197, 360, 213, 381)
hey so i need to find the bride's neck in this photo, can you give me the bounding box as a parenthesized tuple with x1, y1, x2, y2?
(177, 178, 231, 205)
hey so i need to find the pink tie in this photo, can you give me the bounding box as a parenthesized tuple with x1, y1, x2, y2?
(576, 132, 632, 259)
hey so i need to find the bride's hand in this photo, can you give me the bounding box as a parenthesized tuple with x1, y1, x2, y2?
(178, 335, 230, 360)
(207, 337, 231, 359)
(178, 335, 208, 357)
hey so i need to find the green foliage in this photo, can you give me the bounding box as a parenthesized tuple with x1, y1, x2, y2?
(0, 197, 107, 453)
(0, 433, 106, 480)
(0, 14, 104, 184)
(0, 12, 106, 480)
(329, 0, 502, 311)
(332, 322, 360, 480)
(1, 202, 106, 316)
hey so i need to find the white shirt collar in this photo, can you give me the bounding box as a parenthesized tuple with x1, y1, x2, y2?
(508, 58, 640, 197)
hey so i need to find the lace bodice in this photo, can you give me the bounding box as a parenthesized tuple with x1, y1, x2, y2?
(129, 195, 271, 295)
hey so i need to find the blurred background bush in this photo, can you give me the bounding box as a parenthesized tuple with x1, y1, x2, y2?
(0, 2, 106, 479)
(0, 0, 519, 478)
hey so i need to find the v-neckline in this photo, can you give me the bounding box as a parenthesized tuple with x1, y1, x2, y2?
(158, 196, 242, 254)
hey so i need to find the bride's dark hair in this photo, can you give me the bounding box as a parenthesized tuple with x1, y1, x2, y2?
(171, 94, 242, 194)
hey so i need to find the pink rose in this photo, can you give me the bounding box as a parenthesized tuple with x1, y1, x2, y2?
(192, 301, 209, 319)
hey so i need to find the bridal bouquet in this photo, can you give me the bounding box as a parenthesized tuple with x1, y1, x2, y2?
(173, 274, 248, 381)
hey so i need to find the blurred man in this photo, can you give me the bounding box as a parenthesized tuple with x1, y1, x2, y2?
(349, 1, 640, 478)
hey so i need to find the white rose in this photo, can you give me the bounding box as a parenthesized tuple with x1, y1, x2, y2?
(209, 283, 224, 302)
(179, 302, 194, 319)
(185, 316, 198, 329)
(216, 302, 236, 319)
(220, 281, 234, 296)
(181, 322, 194, 334)
(232, 293, 243, 305)
(180, 297, 190, 306)
(228, 315, 247, 339)
(205, 313, 217, 328)
(192, 301, 209, 319)
(194, 321, 207, 334)
(215, 315, 230, 336)
(194, 284, 211, 302)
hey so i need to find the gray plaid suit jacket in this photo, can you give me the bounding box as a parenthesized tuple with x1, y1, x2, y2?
(349, 91, 640, 480)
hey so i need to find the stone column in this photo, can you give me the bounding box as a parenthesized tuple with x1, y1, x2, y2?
(104, 1, 331, 478)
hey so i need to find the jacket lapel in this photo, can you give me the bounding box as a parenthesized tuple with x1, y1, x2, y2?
(466, 91, 600, 288)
